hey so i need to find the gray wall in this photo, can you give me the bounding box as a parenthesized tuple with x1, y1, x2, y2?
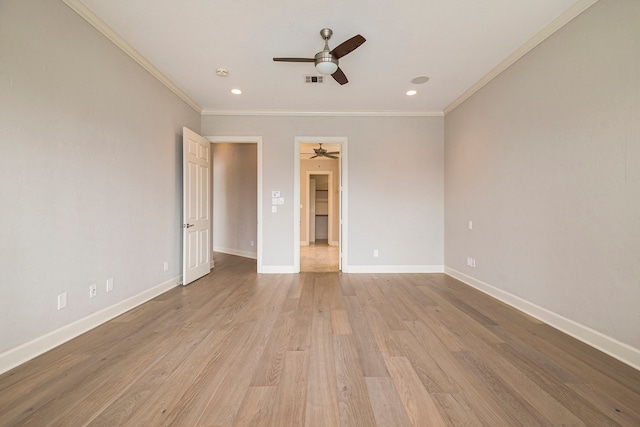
(212, 143, 258, 257)
(202, 115, 445, 268)
(445, 0, 640, 350)
(0, 0, 200, 354)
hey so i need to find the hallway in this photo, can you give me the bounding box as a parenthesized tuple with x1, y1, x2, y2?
(300, 240, 339, 272)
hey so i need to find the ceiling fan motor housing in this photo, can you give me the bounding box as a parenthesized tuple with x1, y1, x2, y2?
(314, 51, 338, 74)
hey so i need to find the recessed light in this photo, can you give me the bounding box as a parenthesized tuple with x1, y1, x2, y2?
(411, 76, 429, 84)
(216, 68, 229, 77)
(231, 88, 242, 95)
(406, 90, 417, 96)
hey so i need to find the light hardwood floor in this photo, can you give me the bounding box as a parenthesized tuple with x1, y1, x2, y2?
(300, 240, 339, 272)
(1, 253, 639, 426)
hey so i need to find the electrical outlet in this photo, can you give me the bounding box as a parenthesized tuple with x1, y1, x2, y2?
(373, 249, 379, 257)
(466, 257, 476, 268)
(468, 220, 473, 230)
(164, 261, 169, 272)
(106, 278, 113, 292)
(89, 284, 97, 298)
(57, 293, 67, 310)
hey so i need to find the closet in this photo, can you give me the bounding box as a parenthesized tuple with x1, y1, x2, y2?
(310, 175, 329, 242)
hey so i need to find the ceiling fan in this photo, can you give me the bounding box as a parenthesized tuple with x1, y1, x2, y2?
(273, 28, 366, 85)
(309, 143, 339, 159)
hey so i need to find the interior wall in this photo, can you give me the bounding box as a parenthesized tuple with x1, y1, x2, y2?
(445, 0, 640, 351)
(300, 159, 340, 245)
(212, 143, 258, 258)
(202, 115, 444, 269)
(0, 0, 200, 356)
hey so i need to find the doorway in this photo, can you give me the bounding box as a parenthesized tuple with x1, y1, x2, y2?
(294, 137, 348, 273)
(206, 136, 263, 272)
(302, 171, 339, 272)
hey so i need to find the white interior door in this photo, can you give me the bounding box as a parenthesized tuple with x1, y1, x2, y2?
(182, 127, 211, 285)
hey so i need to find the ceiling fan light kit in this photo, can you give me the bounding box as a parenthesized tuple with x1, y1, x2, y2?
(315, 52, 338, 75)
(273, 28, 366, 85)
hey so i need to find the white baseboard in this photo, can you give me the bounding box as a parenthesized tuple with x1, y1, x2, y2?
(330, 241, 339, 247)
(347, 265, 445, 274)
(445, 267, 640, 371)
(213, 246, 257, 260)
(260, 265, 296, 274)
(0, 275, 181, 375)
(300, 241, 309, 246)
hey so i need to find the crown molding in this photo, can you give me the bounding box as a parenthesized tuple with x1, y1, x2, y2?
(62, 0, 202, 113)
(201, 109, 444, 117)
(444, 0, 600, 115)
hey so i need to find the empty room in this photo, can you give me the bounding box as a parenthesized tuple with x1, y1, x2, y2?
(1, 0, 639, 425)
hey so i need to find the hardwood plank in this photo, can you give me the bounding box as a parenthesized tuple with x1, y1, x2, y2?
(250, 312, 296, 386)
(364, 377, 412, 427)
(568, 382, 640, 426)
(344, 296, 389, 377)
(384, 356, 448, 427)
(431, 392, 486, 426)
(330, 309, 353, 335)
(305, 310, 340, 427)
(232, 386, 277, 427)
(493, 342, 620, 426)
(394, 329, 458, 393)
(333, 335, 377, 426)
(269, 351, 309, 427)
(361, 304, 405, 357)
(288, 273, 314, 351)
(453, 350, 552, 425)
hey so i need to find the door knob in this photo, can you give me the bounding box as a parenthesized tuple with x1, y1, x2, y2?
(183, 223, 195, 228)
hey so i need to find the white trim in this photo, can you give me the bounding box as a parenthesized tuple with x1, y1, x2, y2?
(62, 0, 201, 113)
(347, 265, 445, 274)
(330, 241, 339, 247)
(300, 241, 309, 246)
(210, 259, 215, 269)
(445, 267, 640, 371)
(260, 266, 296, 274)
(201, 109, 444, 117)
(294, 137, 348, 274)
(444, 0, 599, 115)
(0, 276, 181, 375)
(213, 246, 257, 260)
(206, 136, 263, 273)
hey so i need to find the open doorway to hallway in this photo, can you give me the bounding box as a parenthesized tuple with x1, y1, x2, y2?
(299, 144, 340, 272)
(207, 136, 263, 272)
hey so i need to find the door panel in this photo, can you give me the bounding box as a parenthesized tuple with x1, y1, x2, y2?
(183, 127, 211, 285)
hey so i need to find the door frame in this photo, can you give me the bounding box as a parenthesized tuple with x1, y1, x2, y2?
(206, 136, 263, 273)
(294, 136, 348, 273)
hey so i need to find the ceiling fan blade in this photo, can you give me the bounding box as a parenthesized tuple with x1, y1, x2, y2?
(330, 34, 366, 59)
(331, 67, 348, 85)
(309, 155, 319, 159)
(326, 151, 340, 154)
(273, 58, 315, 62)
(325, 154, 339, 159)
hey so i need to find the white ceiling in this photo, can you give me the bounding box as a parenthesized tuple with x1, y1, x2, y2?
(71, 0, 591, 114)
